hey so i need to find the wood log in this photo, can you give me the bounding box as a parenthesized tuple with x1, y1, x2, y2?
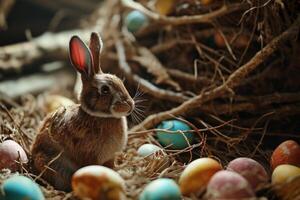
(0, 62, 74, 98)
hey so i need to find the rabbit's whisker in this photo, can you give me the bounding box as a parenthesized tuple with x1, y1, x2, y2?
(130, 111, 142, 124)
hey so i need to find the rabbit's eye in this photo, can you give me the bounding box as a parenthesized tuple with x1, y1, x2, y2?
(101, 85, 110, 95)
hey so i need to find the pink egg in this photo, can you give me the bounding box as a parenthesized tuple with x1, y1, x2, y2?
(0, 140, 28, 171)
(206, 170, 255, 199)
(227, 157, 268, 190)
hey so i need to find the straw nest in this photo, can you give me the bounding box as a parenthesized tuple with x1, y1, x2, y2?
(1, 0, 300, 199)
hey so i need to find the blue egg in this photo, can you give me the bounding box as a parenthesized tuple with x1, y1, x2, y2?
(125, 10, 148, 33)
(0, 175, 45, 200)
(139, 178, 181, 200)
(156, 120, 194, 149)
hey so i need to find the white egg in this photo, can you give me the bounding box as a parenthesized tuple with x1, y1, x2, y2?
(137, 144, 163, 157)
(137, 144, 170, 174)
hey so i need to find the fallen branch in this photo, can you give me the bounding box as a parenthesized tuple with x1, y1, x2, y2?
(121, 0, 247, 26)
(130, 15, 300, 131)
(0, 0, 116, 73)
(0, 62, 74, 98)
(198, 92, 300, 115)
(0, 30, 89, 72)
(115, 39, 190, 103)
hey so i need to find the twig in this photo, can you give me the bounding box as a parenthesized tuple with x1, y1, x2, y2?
(130, 15, 300, 131)
(0, 29, 89, 72)
(34, 151, 63, 181)
(0, 0, 14, 30)
(115, 39, 190, 103)
(167, 69, 212, 86)
(132, 47, 181, 91)
(0, 0, 116, 72)
(199, 92, 300, 115)
(121, 0, 247, 26)
(0, 103, 32, 151)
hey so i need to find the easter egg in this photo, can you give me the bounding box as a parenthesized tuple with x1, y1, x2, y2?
(155, 0, 174, 15)
(213, 32, 226, 47)
(72, 165, 125, 200)
(139, 178, 181, 200)
(138, 144, 170, 173)
(0, 140, 28, 171)
(125, 10, 148, 33)
(137, 144, 164, 157)
(227, 157, 268, 190)
(214, 32, 249, 49)
(179, 157, 222, 195)
(43, 95, 75, 113)
(156, 120, 194, 150)
(199, 0, 214, 5)
(272, 164, 300, 184)
(206, 170, 255, 199)
(0, 175, 45, 200)
(271, 140, 300, 170)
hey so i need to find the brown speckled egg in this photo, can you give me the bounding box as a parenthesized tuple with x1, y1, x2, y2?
(206, 170, 255, 200)
(0, 140, 28, 171)
(271, 140, 300, 170)
(179, 157, 222, 195)
(72, 165, 125, 200)
(227, 157, 268, 190)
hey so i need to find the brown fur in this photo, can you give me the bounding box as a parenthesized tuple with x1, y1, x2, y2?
(31, 105, 128, 190)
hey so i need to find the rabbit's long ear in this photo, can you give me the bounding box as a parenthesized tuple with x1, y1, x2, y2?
(69, 36, 94, 77)
(89, 32, 103, 74)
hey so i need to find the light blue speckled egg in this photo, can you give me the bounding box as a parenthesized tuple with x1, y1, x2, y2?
(125, 10, 148, 33)
(0, 175, 45, 200)
(137, 144, 163, 157)
(156, 120, 194, 149)
(139, 178, 181, 200)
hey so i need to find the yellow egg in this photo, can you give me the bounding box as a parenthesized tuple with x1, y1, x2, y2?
(179, 157, 222, 195)
(43, 95, 75, 113)
(272, 164, 300, 184)
(155, 0, 174, 15)
(72, 165, 125, 200)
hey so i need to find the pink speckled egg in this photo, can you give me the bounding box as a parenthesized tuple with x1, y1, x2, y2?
(227, 157, 268, 190)
(206, 170, 255, 200)
(0, 140, 28, 171)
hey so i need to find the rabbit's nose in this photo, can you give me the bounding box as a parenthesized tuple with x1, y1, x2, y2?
(126, 99, 135, 113)
(113, 99, 134, 114)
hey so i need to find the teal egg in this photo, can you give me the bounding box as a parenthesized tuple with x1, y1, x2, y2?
(156, 120, 194, 149)
(0, 175, 45, 200)
(139, 178, 181, 200)
(125, 10, 148, 33)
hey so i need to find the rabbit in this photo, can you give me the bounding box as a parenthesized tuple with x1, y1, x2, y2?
(31, 32, 135, 191)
